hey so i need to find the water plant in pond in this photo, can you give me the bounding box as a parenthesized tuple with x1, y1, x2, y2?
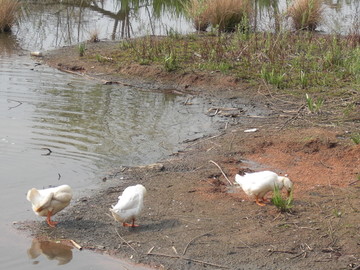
(0, 0, 20, 32)
(186, 0, 252, 33)
(287, 0, 323, 31)
(184, 0, 210, 31)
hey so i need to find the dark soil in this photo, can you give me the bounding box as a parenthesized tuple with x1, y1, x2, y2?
(17, 41, 360, 270)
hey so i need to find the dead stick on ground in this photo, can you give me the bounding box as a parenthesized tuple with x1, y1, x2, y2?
(114, 228, 137, 253)
(183, 231, 212, 256)
(209, 160, 233, 186)
(147, 252, 229, 269)
(70, 239, 83, 250)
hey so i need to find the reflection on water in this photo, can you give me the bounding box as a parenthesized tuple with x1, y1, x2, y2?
(16, 0, 191, 50)
(13, 0, 359, 51)
(28, 239, 73, 265)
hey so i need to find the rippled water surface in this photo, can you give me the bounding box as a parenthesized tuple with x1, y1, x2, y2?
(0, 52, 214, 269)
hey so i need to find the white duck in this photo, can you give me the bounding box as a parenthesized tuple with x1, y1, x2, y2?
(110, 184, 147, 227)
(27, 185, 73, 227)
(235, 171, 293, 206)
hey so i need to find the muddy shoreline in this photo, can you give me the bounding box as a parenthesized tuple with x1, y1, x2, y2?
(18, 41, 360, 269)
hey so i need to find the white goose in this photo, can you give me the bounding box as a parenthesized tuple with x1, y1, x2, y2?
(235, 171, 293, 206)
(27, 185, 73, 227)
(110, 184, 147, 227)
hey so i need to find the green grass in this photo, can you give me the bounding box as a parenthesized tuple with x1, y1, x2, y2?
(350, 133, 360, 145)
(271, 185, 294, 213)
(108, 32, 360, 94)
(78, 43, 86, 57)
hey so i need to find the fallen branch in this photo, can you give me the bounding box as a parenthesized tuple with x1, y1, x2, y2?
(114, 228, 137, 253)
(209, 160, 233, 186)
(147, 252, 229, 269)
(183, 232, 212, 256)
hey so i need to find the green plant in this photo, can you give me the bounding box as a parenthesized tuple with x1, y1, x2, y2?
(0, 0, 19, 32)
(350, 133, 360, 145)
(300, 70, 308, 88)
(333, 209, 342, 218)
(261, 66, 285, 89)
(305, 93, 324, 113)
(271, 185, 294, 212)
(164, 52, 178, 71)
(78, 43, 86, 57)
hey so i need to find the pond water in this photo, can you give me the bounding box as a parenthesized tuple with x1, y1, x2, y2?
(0, 0, 357, 269)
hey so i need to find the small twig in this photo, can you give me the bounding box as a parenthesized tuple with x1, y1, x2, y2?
(70, 239, 83, 250)
(183, 232, 212, 256)
(209, 160, 233, 186)
(349, 179, 360, 186)
(147, 246, 155, 254)
(41, 147, 52, 156)
(7, 99, 23, 110)
(147, 252, 229, 269)
(279, 104, 305, 130)
(114, 228, 137, 253)
(58, 173, 61, 180)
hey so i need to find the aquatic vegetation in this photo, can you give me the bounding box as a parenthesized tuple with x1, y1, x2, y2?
(184, 0, 210, 31)
(0, 0, 20, 32)
(185, 0, 252, 33)
(287, 0, 323, 31)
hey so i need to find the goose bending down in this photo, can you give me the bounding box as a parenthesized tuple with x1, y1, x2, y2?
(235, 171, 293, 206)
(110, 184, 147, 227)
(27, 185, 73, 227)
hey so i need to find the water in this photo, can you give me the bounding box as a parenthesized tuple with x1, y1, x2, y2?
(0, 45, 214, 270)
(1, 0, 357, 269)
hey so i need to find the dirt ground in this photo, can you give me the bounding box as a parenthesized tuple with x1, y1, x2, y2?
(17, 41, 360, 270)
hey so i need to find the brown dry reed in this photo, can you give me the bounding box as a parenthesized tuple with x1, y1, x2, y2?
(186, 0, 252, 33)
(287, 0, 323, 31)
(0, 0, 20, 32)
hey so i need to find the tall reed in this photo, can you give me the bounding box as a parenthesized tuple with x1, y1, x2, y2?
(185, 0, 210, 31)
(287, 0, 323, 31)
(207, 0, 252, 32)
(186, 0, 252, 33)
(0, 0, 20, 32)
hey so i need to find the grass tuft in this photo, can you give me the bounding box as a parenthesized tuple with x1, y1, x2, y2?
(271, 185, 294, 213)
(0, 0, 20, 32)
(287, 0, 323, 31)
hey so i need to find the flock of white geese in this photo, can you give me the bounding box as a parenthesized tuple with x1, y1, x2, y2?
(27, 171, 293, 227)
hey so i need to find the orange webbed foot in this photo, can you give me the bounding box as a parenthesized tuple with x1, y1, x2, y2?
(255, 196, 266, 206)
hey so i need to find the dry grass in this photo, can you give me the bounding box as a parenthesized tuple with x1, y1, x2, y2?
(185, 0, 210, 31)
(186, 0, 252, 33)
(0, 0, 20, 32)
(207, 0, 252, 32)
(287, 0, 323, 31)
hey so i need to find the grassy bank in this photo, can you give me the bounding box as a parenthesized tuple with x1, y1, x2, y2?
(91, 31, 360, 96)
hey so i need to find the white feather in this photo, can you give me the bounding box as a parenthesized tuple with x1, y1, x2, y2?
(27, 185, 73, 217)
(110, 184, 147, 224)
(235, 171, 293, 199)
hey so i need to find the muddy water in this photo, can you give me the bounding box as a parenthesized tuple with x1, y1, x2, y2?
(0, 50, 215, 269)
